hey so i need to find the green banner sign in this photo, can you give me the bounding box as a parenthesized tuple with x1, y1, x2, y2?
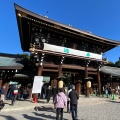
(64, 48, 69, 54)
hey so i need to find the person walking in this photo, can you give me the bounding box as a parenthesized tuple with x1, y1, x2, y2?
(69, 85, 79, 120)
(0, 86, 6, 109)
(46, 86, 51, 103)
(52, 85, 57, 103)
(23, 86, 28, 100)
(54, 88, 67, 120)
(42, 84, 47, 99)
(108, 86, 112, 97)
(11, 85, 18, 105)
(66, 85, 72, 113)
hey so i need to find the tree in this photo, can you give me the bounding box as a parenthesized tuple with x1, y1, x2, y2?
(115, 60, 120, 68)
(17, 53, 32, 70)
(105, 61, 115, 67)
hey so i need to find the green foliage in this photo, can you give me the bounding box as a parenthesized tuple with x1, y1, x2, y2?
(17, 53, 30, 60)
(63, 74, 73, 86)
(115, 60, 120, 68)
(106, 59, 120, 68)
(17, 53, 32, 70)
(105, 61, 115, 67)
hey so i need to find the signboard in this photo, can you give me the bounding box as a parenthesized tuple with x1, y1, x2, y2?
(10, 81, 18, 85)
(32, 76, 43, 94)
(43, 43, 102, 60)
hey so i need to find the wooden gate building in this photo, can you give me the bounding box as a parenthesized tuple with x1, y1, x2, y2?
(14, 4, 120, 96)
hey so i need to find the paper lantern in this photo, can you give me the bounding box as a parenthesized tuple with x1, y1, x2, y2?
(58, 80, 63, 88)
(87, 81, 91, 88)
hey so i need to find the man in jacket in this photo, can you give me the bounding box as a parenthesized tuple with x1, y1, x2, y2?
(69, 85, 79, 120)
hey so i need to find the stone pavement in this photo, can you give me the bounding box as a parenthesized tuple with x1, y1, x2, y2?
(0, 95, 120, 120)
(0, 95, 112, 112)
(0, 97, 55, 112)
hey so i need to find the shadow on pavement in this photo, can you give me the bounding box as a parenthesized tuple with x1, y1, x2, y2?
(107, 100, 120, 103)
(22, 106, 56, 120)
(33, 112, 56, 120)
(0, 103, 5, 111)
(34, 106, 54, 112)
(31, 107, 68, 120)
(23, 114, 45, 120)
(0, 115, 17, 120)
(4, 102, 11, 105)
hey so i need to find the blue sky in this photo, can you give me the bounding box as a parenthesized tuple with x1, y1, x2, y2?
(0, 0, 120, 63)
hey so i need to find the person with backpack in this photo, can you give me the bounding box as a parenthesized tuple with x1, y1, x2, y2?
(69, 85, 79, 120)
(54, 88, 67, 120)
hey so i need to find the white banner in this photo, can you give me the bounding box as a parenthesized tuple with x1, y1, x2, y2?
(32, 76, 43, 94)
(43, 43, 102, 60)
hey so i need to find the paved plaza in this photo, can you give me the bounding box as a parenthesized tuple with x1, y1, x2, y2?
(0, 95, 120, 120)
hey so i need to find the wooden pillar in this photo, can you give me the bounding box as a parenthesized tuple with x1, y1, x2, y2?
(97, 68, 101, 96)
(75, 80, 81, 95)
(57, 65, 63, 91)
(58, 65, 62, 77)
(37, 66, 43, 76)
(51, 79, 57, 89)
(85, 65, 88, 78)
(2, 80, 10, 99)
(28, 83, 33, 99)
(0, 79, 2, 90)
(72, 43, 77, 49)
(5, 81, 10, 98)
(110, 75, 112, 88)
(85, 61, 89, 97)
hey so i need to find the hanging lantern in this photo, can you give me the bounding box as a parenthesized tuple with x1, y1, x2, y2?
(87, 81, 91, 88)
(58, 80, 63, 88)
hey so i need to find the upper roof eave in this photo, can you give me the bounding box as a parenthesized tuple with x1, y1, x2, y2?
(14, 3, 120, 46)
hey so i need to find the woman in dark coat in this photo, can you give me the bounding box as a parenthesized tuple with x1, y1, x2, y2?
(52, 85, 57, 102)
(46, 86, 51, 103)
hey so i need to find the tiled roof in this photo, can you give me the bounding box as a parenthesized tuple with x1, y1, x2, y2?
(100, 66, 120, 77)
(0, 56, 23, 69)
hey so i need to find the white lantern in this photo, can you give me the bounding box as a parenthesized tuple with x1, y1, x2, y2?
(58, 81, 63, 88)
(87, 81, 91, 88)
